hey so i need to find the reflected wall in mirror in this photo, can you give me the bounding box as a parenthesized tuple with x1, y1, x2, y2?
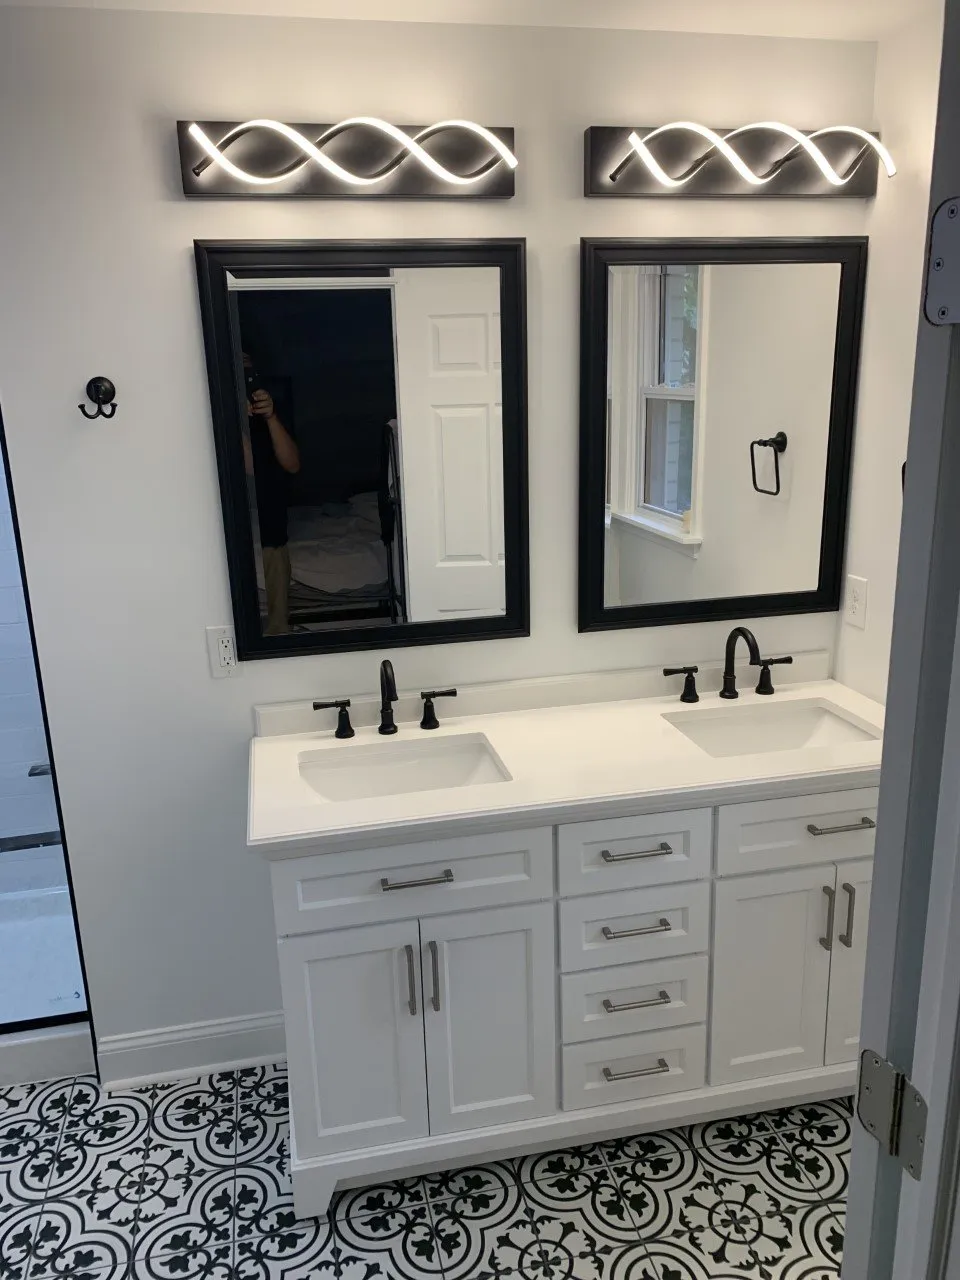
(196, 241, 528, 658)
(579, 238, 867, 631)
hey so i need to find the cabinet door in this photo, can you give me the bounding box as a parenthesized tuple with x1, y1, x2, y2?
(825, 859, 874, 1066)
(278, 921, 428, 1159)
(711, 867, 833, 1085)
(422, 902, 556, 1134)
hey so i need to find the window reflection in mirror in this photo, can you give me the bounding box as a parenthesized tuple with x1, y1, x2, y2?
(604, 259, 843, 609)
(229, 269, 506, 638)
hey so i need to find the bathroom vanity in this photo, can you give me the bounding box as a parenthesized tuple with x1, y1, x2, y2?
(250, 675, 883, 1219)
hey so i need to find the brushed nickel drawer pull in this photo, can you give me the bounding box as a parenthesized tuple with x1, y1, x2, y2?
(381, 868, 454, 892)
(403, 944, 417, 1017)
(600, 842, 672, 863)
(602, 1057, 670, 1082)
(806, 817, 876, 837)
(602, 989, 671, 1014)
(820, 885, 837, 951)
(602, 917, 672, 941)
(839, 882, 857, 948)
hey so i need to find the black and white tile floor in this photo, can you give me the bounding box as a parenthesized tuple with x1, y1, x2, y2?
(0, 1064, 852, 1280)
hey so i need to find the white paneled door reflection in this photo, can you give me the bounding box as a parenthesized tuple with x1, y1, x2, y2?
(393, 266, 506, 621)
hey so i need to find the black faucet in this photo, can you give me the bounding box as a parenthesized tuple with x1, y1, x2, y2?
(719, 627, 762, 700)
(379, 659, 398, 735)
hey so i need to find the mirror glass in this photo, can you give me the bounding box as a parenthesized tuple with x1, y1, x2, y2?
(603, 259, 842, 608)
(196, 241, 528, 658)
(234, 269, 504, 635)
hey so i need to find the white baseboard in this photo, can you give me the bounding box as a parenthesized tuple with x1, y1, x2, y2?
(1, 1022, 95, 1086)
(97, 1010, 286, 1091)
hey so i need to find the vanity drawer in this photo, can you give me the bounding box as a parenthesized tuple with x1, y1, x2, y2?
(561, 954, 708, 1044)
(559, 882, 710, 973)
(717, 788, 879, 876)
(562, 1025, 706, 1110)
(270, 827, 553, 936)
(557, 808, 712, 897)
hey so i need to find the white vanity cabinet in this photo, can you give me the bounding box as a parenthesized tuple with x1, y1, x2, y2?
(710, 789, 878, 1085)
(267, 785, 878, 1220)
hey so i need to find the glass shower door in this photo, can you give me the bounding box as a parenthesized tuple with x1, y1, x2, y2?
(0, 427, 87, 1031)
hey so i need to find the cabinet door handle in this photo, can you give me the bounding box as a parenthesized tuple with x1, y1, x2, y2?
(820, 885, 837, 951)
(602, 1057, 670, 1082)
(403, 944, 418, 1017)
(839, 882, 857, 948)
(381, 868, 454, 892)
(602, 989, 671, 1014)
(428, 940, 441, 1012)
(600, 842, 672, 863)
(602, 918, 672, 941)
(806, 817, 876, 837)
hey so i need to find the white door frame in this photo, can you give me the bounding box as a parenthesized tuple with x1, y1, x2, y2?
(844, 0, 960, 1273)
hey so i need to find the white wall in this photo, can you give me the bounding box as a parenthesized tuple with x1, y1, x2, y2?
(615, 261, 840, 606)
(836, 5, 945, 699)
(0, 5, 889, 1058)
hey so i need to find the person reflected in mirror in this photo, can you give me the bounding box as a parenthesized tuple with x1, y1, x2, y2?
(241, 353, 300, 635)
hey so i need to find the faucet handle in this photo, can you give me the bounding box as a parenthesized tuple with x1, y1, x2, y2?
(755, 656, 793, 696)
(313, 698, 355, 739)
(663, 666, 699, 704)
(420, 689, 458, 730)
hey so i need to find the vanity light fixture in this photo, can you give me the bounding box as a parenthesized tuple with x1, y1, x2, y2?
(178, 118, 517, 199)
(584, 123, 895, 198)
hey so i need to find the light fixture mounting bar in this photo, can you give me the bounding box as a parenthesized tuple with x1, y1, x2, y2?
(585, 124, 893, 198)
(178, 119, 517, 199)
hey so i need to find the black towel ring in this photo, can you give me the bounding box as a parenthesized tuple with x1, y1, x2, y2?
(750, 431, 788, 496)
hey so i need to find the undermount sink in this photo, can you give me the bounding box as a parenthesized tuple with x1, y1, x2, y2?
(663, 699, 882, 759)
(298, 732, 512, 802)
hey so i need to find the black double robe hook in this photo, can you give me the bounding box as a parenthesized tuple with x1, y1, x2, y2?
(79, 377, 117, 420)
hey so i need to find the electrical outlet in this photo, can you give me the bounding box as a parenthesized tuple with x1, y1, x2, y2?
(844, 575, 868, 630)
(206, 625, 241, 678)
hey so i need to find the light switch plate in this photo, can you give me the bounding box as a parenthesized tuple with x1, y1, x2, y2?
(206, 625, 241, 678)
(845, 575, 868, 630)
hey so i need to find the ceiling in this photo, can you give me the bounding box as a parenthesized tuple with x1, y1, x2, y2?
(0, 0, 933, 40)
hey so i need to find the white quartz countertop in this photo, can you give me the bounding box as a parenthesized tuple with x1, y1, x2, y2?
(249, 680, 884, 853)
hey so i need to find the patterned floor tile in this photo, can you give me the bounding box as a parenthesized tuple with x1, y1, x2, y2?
(333, 1177, 427, 1221)
(0, 1202, 44, 1280)
(681, 1113, 775, 1150)
(0, 1118, 59, 1211)
(428, 1198, 541, 1280)
(0, 1064, 855, 1280)
(147, 1105, 240, 1170)
(0, 1081, 74, 1139)
(771, 1126, 851, 1203)
(423, 1161, 520, 1207)
(522, 1170, 640, 1248)
(514, 1145, 607, 1186)
(599, 1130, 692, 1171)
(335, 1202, 445, 1278)
(695, 1136, 827, 1205)
(641, 1200, 843, 1279)
(24, 1200, 134, 1279)
(233, 1216, 340, 1279)
(759, 1098, 852, 1136)
(235, 1066, 289, 1120)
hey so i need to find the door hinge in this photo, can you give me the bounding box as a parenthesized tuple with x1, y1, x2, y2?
(857, 1049, 928, 1180)
(924, 197, 960, 325)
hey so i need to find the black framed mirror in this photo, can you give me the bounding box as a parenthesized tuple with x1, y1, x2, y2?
(578, 237, 867, 632)
(195, 239, 528, 659)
